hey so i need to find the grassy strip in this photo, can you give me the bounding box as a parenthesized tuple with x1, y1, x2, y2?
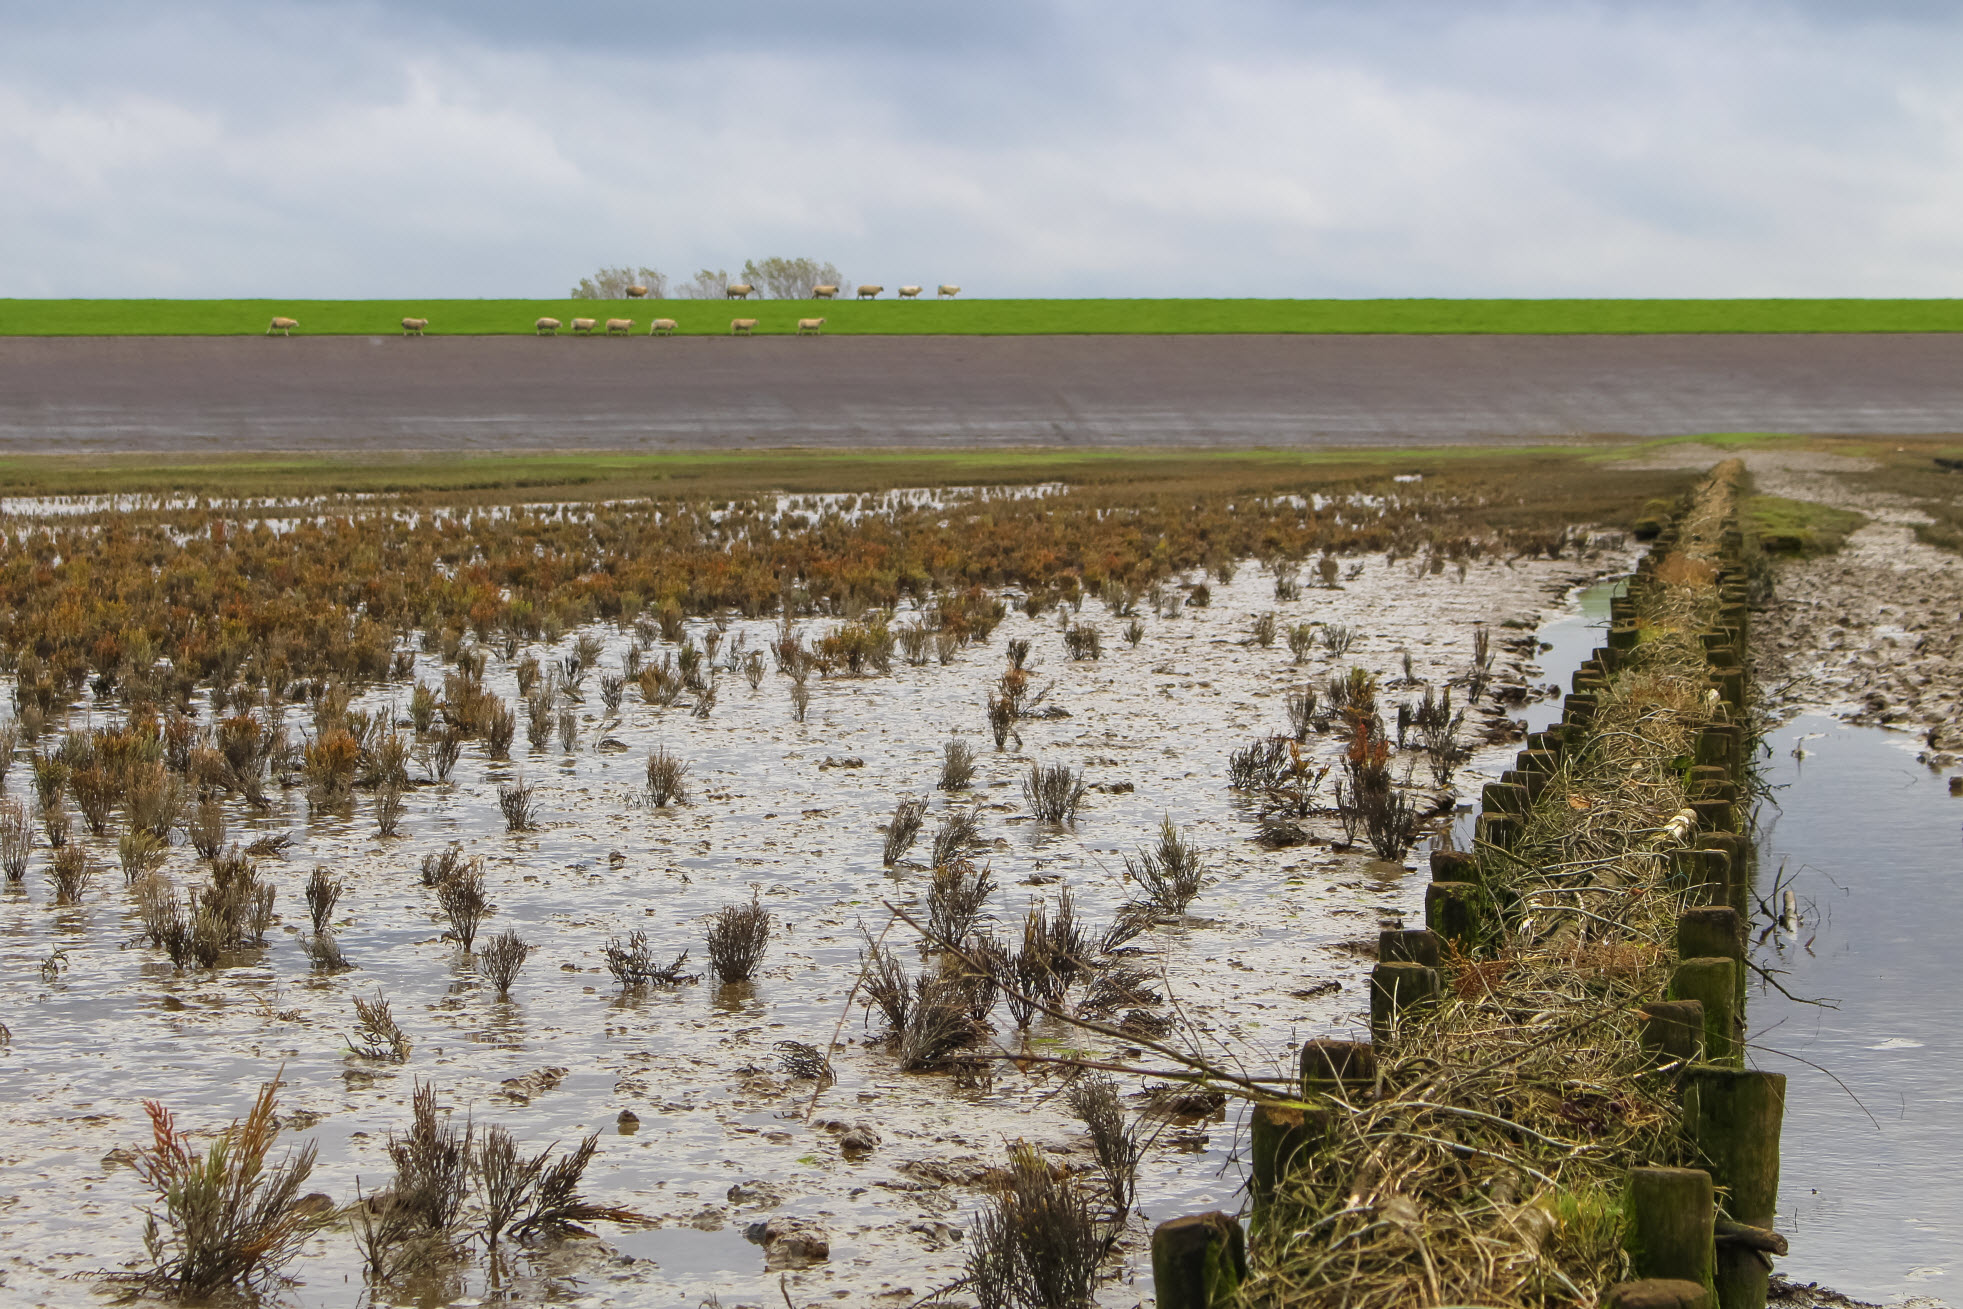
(1742, 494, 1867, 556)
(0, 443, 1664, 502)
(7, 298, 1963, 337)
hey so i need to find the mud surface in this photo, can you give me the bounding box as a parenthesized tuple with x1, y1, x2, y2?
(8, 334, 1963, 452)
(0, 503, 1628, 1307)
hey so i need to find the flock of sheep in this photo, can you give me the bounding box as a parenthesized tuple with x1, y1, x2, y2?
(263, 282, 962, 338)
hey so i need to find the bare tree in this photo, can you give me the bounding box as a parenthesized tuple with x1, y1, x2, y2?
(570, 266, 668, 299)
(674, 268, 732, 299)
(740, 257, 844, 300)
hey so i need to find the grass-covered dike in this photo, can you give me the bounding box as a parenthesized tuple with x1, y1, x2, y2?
(6, 297, 1963, 337)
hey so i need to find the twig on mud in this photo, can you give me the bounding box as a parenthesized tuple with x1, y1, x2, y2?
(802, 914, 897, 1122)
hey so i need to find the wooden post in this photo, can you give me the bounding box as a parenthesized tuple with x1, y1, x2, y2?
(1370, 961, 1440, 1043)
(1429, 848, 1481, 886)
(1481, 781, 1529, 815)
(1248, 1101, 1330, 1220)
(1152, 1212, 1247, 1309)
(1300, 1039, 1375, 1095)
(1623, 1166, 1716, 1293)
(1678, 906, 1747, 1016)
(1378, 927, 1440, 968)
(1425, 882, 1483, 949)
(1683, 1068, 1786, 1309)
(1639, 999, 1706, 1064)
(1668, 958, 1738, 1066)
(1476, 814, 1520, 851)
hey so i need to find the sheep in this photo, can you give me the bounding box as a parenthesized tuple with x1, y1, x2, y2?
(401, 317, 429, 336)
(266, 316, 298, 336)
(898, 285, 922, 299)
(625, 284, 649, 298)
(730, 318, 758, 335)
(797, 317, 825, 335)
(811, 284, 839, 299)
(649, 318, 678, 336)
(535, 317, 561, 335)
(726, 283, 754, 299)
(571, 318, 598, 334)
(938, 284, 961, 298)
(605, 318, 634, 335)
(856, 285, 883, 299)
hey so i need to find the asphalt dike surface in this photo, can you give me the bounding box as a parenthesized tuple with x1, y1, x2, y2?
(4, 333, 1963, 452)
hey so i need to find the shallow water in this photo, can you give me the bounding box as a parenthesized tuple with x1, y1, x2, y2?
(1752, 716, 1963, 1305)
(0, 545, 1623, 1307)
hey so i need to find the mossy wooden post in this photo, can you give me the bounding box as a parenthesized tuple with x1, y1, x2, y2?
(1684, 1068, 1786, 1309)
(1152, 1212, 1246, 1309)
(1425, 881, 1483, 949)
(1679, 906, 1747, 1016)
(1623, 1166, 1716, 1294)
(1668, 958, 1737, 1066)
(1248, 1101, 1331, 1221)
(1379, 927, 1440, 968)
(1476, 813, 1520, 851)
(1300, 1038, 1375, 1095)
(1429, 848, 1481, 886)
(1639, 999, 1706, 1064)
(1370, 961, 1440, 1043)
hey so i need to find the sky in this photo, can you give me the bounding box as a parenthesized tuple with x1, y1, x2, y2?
(4, 1, 1963, 298)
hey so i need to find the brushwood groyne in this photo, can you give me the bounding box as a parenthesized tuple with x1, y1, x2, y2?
(1155, 459, 1783, 1309)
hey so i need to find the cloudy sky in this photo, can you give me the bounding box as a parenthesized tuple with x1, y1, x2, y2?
(4, 1, 1962, 298)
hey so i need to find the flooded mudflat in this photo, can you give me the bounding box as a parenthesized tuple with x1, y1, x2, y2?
(1752, 715, 1963, 1306)
(0, 534, 1629, 1308)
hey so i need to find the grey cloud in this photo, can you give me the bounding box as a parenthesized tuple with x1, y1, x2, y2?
(5, 2, 1963, 297)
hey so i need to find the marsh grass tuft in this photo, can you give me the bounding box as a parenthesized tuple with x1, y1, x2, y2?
(966, 1141, 1110, 1309)
(883, 796, 929, 865)
(1252, 611, 1277, 647)
(604, 930, 697, 987)
(1063, 623, 1102, 661)
(1065, 1072, 1146, 1217)
(926, 858, 995, 945)
(939, 738, 977, 791)
(1022, 762, 1087, 823)
(1123, 815, 1206, 915)
(48, 842, 91, 904)
(477, 929, 530, 997)
(644, 747, 690, 806)
(434, 862, 490, 950)
(497, 778, 539, 832)
(0, 799, 30, 882)
(132, 1077, 323, 1298)
(305, 866, 343, 936)
(349, 991, 411, 1061)
(931, 804, 985, 867)
(705, 890, 772, 981)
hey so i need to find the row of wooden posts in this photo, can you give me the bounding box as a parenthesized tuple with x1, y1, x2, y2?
(1151, 476, 1786, 1309)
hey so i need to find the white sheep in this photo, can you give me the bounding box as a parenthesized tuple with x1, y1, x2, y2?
(730, 318, 758, 335)
(898, 285, 922, 299)
(571, 318, 598, 334)
(401, 317, 429, 336)
(535, 317, 561, 335)
(856, 284, 883, 299)
(605, 318, 634, 335)
(811, 284, 839, 299)
(938, 285, 961, 299)
(649, 318, 678, 336)
(797, 317, 825, 335)
(625, 284, 649, 298)
(266, 316, 298, 336)
(726, 283, 754, 299)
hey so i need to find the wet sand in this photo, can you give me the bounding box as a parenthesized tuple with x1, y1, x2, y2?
(4, 333, 1963, 452)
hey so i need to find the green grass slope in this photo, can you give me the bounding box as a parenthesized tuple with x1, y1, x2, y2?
(5, 298, 1963, 336)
